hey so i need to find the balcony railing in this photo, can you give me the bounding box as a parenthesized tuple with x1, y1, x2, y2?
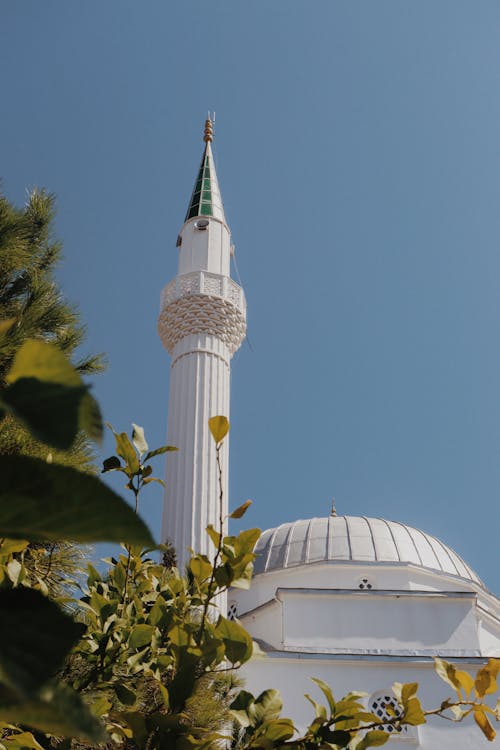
(160, 271, 246, 315)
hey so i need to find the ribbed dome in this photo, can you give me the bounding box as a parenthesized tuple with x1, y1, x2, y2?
(253, 516, 482, 585)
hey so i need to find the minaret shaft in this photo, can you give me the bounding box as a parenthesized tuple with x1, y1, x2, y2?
(162, 334, 230, 565)
(158, 121, 246, 574)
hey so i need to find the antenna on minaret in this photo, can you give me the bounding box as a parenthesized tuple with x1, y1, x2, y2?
(331, 497, 337, 517)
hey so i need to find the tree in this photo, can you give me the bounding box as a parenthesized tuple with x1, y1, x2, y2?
(0, 187, 104, 473)
(0, 188, 106, 597)
(0, 193, 498, 747)
(0, 337, 499, 748)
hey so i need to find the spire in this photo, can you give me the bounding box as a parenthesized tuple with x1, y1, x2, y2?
(185, 117, 226, 224)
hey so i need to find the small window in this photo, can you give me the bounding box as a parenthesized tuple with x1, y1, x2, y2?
(358, 576, 374, 590)
(227, 602, 238, 621)
(176, 234, 182, 247)
(194, 219, 209, 230)
(368, 692, 418, 742)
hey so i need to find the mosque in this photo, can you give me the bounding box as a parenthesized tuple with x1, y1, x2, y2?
(158, 120, 500, 748)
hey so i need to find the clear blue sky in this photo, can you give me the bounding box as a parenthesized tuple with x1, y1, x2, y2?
(2, 1, 500, 590)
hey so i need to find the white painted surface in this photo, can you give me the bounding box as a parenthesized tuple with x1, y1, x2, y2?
(240, 654, 499, 747)
(234, 539, 500, 746)
(280, 590, 479, 655)
(158, 140, 246, 576)
(254, 517, 482, 584)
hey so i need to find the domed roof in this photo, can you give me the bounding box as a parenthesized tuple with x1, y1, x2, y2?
(253, 516, 482, 585)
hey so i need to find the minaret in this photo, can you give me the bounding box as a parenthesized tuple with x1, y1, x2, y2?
(158, 118, 246, 572)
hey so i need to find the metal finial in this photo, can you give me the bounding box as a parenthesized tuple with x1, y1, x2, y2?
(330, 497, 337, 517)
(203, 116, 213, 143)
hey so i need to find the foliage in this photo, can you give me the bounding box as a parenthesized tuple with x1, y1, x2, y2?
(0, 295, 499, 747)
(0, 189, 106, 601)
(0, 334, 156, 741)
(0, 189, 104, 472)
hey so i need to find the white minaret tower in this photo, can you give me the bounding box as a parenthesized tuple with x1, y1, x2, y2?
(158, 118, 246, 573)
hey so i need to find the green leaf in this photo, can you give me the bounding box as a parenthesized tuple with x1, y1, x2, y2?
(320, 728, 351, 745)
(87, 563, 102, 586)
(401, 682, 419, 704)
(114, 684, 137, 707)
(252, 689, 284, 722)
(235, 527, 261, 553)
(356, 730, 390, 749)
(0, 683, 105, 741)
(229, 500, 252, 519)
(144, 445, 178, 460)
(115, 432, 140, 474)
(90, 694, 112, 717)
(142, 476, 165, 486)
(6, 340, 81, 386)
(208, 415, 229, 443)
(129, 624, 155, 649)
(0, 318, 16, 339)
(3, 340, 102, 448)
(403, 697, 426, 726)
(77, 390, 103, 444)
(206, 524, 221, 549)
(215, 617, 253, 665)
(102, 455, 121, 472)
(0, 731, 45, 750)
(131, 423, 148, 455)
(260, 718, 295, 742)
(0, 539, 29, 555)
(0, 455, 155, 545)
(0, 588, 85, 696)
(190, 556, 213, 581)
(311, 677, 335, 714)
(2, 379, 93, 450)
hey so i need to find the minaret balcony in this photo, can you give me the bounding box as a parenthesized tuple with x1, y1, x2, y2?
(158, 270, 247, 356)
(160, 270, 246, 316)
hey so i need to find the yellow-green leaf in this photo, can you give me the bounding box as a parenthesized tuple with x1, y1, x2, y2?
(115, 432, 140, 474)
(403, 697, 426, 726)
(474, 708, 496, 741)
(305, 693, 327, 721)
(455, 669, 475, 698)
(0, 455, 154, 545)
(475, 659, 500, 698)
(215, 617, 253, 665)
(0, 539, 29, 555)
(206, 524, 221, 549)
(0, 588, 85, 696)
(129, 624, 155, 649)
(6, 340, 80, 386)
(229, 500, 252, 519)
(3, 341, 102, 448)
(356, 730, 390, 749)
(208, 415, 229, 443)
(434, 658, 461, 695)
(401, 682, 419, 704)
(190, 556, 213, 581)
(0, 318, 16, 339)
(310, 677, 335, 714)
(0, 731, 45, 750)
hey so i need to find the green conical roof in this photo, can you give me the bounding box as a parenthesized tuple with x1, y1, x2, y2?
(185, 127, 226, 224)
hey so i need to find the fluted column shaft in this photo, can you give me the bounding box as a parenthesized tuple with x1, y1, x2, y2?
(162, 333, 231, 570)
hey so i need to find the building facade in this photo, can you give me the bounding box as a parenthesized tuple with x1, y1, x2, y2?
(160, 123, 500, 748)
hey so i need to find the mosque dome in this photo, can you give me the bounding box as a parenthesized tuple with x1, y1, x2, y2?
(253, 515, 482, 585)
